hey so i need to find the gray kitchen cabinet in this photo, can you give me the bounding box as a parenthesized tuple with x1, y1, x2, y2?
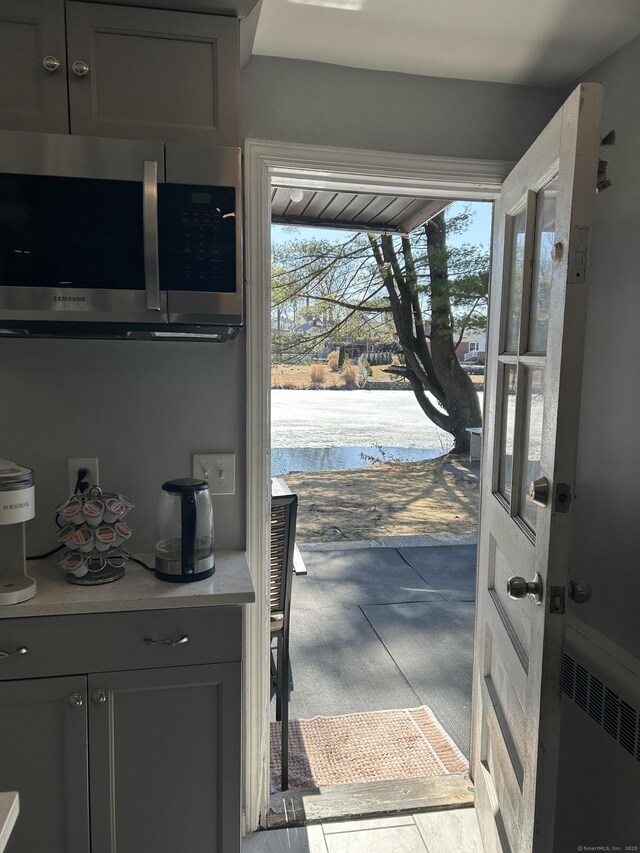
(88, 664, 241, 853)
(0, 607, 243, 853)
(0, 675, 90, 853)
(66, 2, 239, 144)
(0, 0, 69, 133)
(0, 0, 239, 145)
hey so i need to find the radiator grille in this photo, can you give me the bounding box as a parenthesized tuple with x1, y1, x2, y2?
(562, 653, 639, 761)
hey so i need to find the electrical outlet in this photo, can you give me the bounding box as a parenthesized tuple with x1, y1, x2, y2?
(68, 457, 99, 495)
(192, 453, 235, 495)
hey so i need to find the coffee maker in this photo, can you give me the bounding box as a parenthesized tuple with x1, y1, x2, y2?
(0, 459, 37, 605)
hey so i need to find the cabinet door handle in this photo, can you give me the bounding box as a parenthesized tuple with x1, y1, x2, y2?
(67, 692, 84, 708)
(92, 689, 107, 705)
(143, 635, 189, 646)
(42, 55, 61, 73)
(0, 646, 28, 659)
(143, 160, 161, 311)
(72, 60, 90, 77)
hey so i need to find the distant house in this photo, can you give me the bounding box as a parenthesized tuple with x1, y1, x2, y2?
(456, 330, 486, 364)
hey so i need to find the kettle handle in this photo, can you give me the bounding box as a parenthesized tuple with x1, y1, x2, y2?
(180, 487, 197, 576)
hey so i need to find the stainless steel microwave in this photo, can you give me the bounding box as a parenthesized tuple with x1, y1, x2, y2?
(0, 131, 242, 341)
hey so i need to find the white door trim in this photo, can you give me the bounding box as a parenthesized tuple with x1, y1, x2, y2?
(243, 137, 510, 832)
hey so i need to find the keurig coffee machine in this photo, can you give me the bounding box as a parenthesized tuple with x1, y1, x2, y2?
(0, 459, 37, 605)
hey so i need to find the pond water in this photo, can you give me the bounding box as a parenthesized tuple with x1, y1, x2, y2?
(271, 389, 465, 476)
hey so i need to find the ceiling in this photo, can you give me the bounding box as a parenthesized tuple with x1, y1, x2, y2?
(253, 0, 640, 86)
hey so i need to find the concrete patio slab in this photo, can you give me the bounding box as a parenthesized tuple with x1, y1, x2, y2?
(397, 545, 478, 601)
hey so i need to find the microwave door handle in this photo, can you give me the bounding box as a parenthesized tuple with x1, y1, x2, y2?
(143, 160, 161, 311)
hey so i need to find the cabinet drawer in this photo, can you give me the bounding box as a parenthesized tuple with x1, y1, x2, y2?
(0, 606, 241, 680)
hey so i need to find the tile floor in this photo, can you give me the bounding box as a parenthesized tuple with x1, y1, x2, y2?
(243, 808, 483, 852)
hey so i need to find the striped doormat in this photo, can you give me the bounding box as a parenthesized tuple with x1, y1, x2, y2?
(270, 705, 468, 791)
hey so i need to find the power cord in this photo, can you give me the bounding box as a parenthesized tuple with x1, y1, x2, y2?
(27, 467, 90, 560)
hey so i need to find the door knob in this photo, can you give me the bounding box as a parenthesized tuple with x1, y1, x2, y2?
(72, 60, 90, 77)
(507, 572, 543, 605)
(42, 55, 61, 73)
(92, 689, 107, 705)
(529, 477, 550, 506)
(67, 692, 84, 708)
(569, 579, 592, 604)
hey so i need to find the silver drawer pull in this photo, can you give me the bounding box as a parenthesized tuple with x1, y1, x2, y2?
(144, 635, 189, 646)
(0, 646, 28, 659)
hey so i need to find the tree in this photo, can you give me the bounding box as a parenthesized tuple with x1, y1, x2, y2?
(272, 208, 488, 453)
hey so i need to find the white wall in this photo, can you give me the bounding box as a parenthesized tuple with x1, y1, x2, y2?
(0, 337, 245, 554)
(570, 34, 640, 658)
(241, 56, 564, 161)
(555, 32, 640, 851)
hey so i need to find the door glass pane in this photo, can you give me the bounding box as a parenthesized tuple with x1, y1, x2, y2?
(498, 364, 518, 502)
(519, 367, 545, 532)
(528, 177, 557, 353)
(504, 207, 527, 353)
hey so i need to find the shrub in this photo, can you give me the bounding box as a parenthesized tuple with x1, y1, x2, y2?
(361, 357, 373, 377)
(327, 350, 340, 372)
(309, 363, 326, 386)
(342, 360, 358, 389)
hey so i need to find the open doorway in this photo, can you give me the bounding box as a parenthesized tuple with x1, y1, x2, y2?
(243, 139, 510, 832)
(267, 198, 492, 821)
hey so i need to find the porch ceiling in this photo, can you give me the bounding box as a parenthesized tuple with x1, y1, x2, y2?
(271, 185, 452, 235)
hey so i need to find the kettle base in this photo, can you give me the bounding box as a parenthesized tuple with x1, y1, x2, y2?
(154, 565, 215, 583)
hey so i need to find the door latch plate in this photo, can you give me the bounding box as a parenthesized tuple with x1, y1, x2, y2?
(549, 586, 565, 614)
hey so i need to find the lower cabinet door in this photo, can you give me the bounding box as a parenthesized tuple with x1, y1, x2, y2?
(88, 663, 241, 853)
(0, 675, 90, 853)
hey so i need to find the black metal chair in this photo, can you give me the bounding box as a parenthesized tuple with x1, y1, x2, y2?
(270, 492, 298, 791)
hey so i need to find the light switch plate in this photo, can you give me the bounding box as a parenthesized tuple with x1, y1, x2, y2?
(192, 453, 235, 495)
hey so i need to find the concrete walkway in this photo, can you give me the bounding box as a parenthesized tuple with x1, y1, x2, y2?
(285, 539, 477, 757)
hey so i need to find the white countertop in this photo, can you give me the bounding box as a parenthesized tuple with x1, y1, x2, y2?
(0, 793, 19, 853)
(0, 551, 254, 619)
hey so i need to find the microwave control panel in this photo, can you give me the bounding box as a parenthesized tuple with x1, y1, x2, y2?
(159, 184, 236, 293)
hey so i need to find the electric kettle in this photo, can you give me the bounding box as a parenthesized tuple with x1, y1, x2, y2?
(155, 478, 214, 582)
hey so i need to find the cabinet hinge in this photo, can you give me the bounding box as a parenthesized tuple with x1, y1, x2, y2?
(549, 586, 565, 614)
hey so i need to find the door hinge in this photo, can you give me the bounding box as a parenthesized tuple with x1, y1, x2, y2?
(555, 483, 572, 513)
(549, 586, 565, 614)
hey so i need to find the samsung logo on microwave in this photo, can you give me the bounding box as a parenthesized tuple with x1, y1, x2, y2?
(53, 296, 86, 303)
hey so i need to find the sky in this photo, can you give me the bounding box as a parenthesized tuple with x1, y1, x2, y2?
(271, 200, 493, 249)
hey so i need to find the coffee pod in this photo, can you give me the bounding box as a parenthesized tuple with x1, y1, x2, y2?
(72, 525, 94, 553)
(104, 497, 126, 523)
(56, 524, 76, 548)
(61, 499, 83, 526)
(95, 525, 117, 552)
(117, 495, 134, 519)
(58, 550, 88, 578)
(113, 520, 132, 547)
(82, 499, 105, 527)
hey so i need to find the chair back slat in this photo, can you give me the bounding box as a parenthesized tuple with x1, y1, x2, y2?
(270, 494, 298, 620)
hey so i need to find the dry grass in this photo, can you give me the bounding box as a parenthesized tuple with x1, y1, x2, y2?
(271, 363, 484, 390)
(283, 456, 479, 543)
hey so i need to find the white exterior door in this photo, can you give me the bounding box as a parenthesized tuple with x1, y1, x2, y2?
(471, 83, 603, 853)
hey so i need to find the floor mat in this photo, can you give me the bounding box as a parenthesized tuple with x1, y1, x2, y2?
(270, 705, 468, 790)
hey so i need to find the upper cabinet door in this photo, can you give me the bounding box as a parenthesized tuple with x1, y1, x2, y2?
(65, 2, 240, 146)
(0, 0, 69, 133)
(471, 83, 603, 853)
